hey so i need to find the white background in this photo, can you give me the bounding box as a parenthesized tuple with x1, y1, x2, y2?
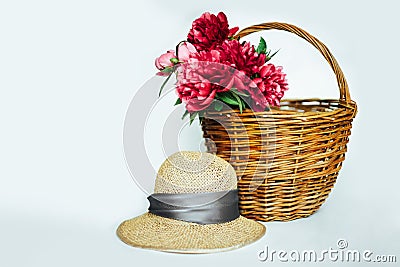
(1, 0, 399, 266)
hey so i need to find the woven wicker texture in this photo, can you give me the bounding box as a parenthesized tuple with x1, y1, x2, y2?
(201, 23, 357, 222)
(117, 151, 266, 253)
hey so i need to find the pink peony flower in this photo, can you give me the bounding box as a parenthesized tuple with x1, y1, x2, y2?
(157, 11, 289, 113)
(188, 50, 234, 93)
(219, 40, 266, 77)
(176, 81, 217, 113)
(177, 42, 197, 62)
(182, 40, 266, 92)
(187, 12, 239, 51)
(175, 50, 229, 112)
(252, 64, 288, 107)
(155, 50, 177, 70)
(176, 63, 217, 112)
(175, 39, 275, 112)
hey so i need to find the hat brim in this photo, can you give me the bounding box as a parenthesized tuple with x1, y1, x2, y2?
(117, 212, 266, 254)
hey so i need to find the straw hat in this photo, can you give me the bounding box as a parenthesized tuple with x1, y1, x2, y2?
(117, 151, 266, 253)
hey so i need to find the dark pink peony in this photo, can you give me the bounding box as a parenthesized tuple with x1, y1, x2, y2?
(176, 82, 216, 113)
(170, 12, 289, 113)
(189, 49, 240, 93)
(219, 40, 266, 77)
(175, 50, 224, 112)
(182, 40, 267, 92)
(252, 64, 288, 107)
(175, 40, 278, 112)
(175, 67, 217, 113)
(245, 87, 269, 112)
(187, 12, 239, 51)
(216, 40, 267, 92)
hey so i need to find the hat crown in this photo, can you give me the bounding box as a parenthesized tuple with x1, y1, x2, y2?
(154, 151, 237, 194)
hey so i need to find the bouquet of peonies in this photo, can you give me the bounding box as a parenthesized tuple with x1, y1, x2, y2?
(155, 12, 288, 122)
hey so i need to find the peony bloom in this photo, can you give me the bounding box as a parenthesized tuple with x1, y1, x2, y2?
(219, 40, 266, 77)
(155, 50, 177, 70)
(246, 87, 269, 112)
(252, 64, 288, 107)
(175, 50, 227, 112)
(156, 12, 289, 113)
(174, 41, 288, 112)
(187, 12, 239, 51)
(181, 40, 266, 93)
(175, 39, 273, 112)
(176, 62, 217, 112)
(177, 42, 197, 62)
(176, 81, 217, 113)
(213, 40, 266, 92)
(188, 50, 236, 92)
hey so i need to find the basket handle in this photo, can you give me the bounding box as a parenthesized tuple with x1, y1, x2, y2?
(235, 22, 351, 103)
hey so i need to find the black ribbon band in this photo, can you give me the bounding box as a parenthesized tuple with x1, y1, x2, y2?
(147, 189, 240, 225)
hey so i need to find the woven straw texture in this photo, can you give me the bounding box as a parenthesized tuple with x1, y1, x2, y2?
(117, 213, 265, 253)
(117, 151, 266, 253)
(154, 150, 237, 194)
(201, 22, 358, 222)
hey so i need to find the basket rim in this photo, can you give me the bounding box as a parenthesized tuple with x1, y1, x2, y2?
(235, 22, 353, 104)
(203, 98, 357, 119)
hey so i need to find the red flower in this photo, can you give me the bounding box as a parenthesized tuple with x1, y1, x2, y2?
(174, 12, 289, 113)
(176, 80, 217, 113)
(245, 87, 269, 112)
(252, 64, 289, 107)
(175, 72, 217, 113)
(183, 40, 266, 92)
(175, 51, 222, 112)
(220, 40, 266, 76)
(217, 40, 266, 91)
(175, 40, 277, 112)
(187, 12, 239, 51)
(189, 49, 241, 93)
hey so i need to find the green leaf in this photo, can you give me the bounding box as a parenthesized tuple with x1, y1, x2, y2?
(231, 91, 247, 113)
(266, 49, 280, 62)
(198, 110, 205, 123)
(256, 37, 267, 54)
(231, 88, 249, 97)
(189, 112, 198, 125)
(218, 92, 239, 105)
(214, 101, 223, 111)
(181, 110, 189, 119)
(174, 98, 182, 106)
(231, 92, 243, 113)
(159, 72, 173, 97)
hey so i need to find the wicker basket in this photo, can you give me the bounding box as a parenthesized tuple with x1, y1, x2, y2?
(201, 22, 357, 222)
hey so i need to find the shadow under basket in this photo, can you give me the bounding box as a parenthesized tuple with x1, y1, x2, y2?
(201, 23, 358, 222)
